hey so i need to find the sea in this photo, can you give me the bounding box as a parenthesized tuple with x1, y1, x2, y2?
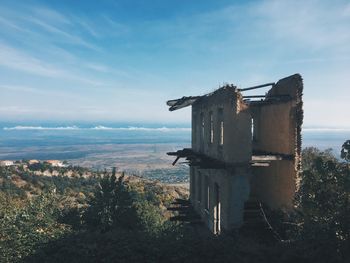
(0, 122, 349, 182)
(0, 122, 191, 157)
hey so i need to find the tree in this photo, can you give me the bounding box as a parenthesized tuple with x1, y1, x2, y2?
(0, 192, 70, 263)
(84, 169, 117, 230)
(295, 147, 350, 259)
(341, 140, 350, 162)
(84, 169, 138, 231)
(302, 147, 336, 170)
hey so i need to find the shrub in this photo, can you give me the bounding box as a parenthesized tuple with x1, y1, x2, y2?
(294, 146, 350, 259)
(341, 140, 350, 162)
(0, 192, 71, 263)
(84, 171, 139, 231)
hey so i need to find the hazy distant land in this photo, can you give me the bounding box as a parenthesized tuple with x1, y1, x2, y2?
(0, 143, 189, 183)
(0, 124, 349, 183)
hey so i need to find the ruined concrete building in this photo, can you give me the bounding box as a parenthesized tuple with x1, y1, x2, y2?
(167, 74, 303, 234)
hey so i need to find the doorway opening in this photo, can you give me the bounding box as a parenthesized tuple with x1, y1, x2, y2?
(213, 183, 221, 234)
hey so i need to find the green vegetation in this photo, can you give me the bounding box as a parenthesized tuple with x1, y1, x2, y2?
(141, 165, 189, 183)
(0, 142, 349, 262)
(0, 192, 71, 262)
(341, 140, 350, 161)
(292, 146, 350, 261)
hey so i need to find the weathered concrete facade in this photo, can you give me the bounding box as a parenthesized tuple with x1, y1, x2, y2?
(167, 74, 303, 234)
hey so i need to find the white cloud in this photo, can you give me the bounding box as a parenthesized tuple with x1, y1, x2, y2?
(0, 5, 100, 51)
(253, 0, 350, 52)
(0, 84, 76, 98)
(24, 16, 99, 51)
(0, 1, 349, 126)
(0, 16, 27, 32)
(85, 63, 109, 73)
(0, 106, 38, 114)
(0, 84, 41, 94)
(0, 44, 61, 77)
(304, 98, 350, 128)
(74, 17, 100, 38)
(0, 43, 105, 86)
(31, 6, 71, 25)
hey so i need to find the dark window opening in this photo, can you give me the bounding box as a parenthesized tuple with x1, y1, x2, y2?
(218, 108, 224, 146)
(251, 117, 258, 142)
(209, 112, 214, 144)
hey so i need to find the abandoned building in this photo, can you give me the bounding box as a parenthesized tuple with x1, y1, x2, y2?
(167, 74, 303, 234)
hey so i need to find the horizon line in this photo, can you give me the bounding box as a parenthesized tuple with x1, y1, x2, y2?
(2, 125, 350, 132)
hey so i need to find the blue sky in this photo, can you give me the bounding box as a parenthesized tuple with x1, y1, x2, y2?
(0, 0, 349, 127)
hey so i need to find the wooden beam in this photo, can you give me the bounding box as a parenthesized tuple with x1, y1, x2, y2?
(251, 162, 270, 167)
(243, 95, 266, 98)
(172, 156, 180, 166)
(238, 82, 275, 92)
(252, 155, 283, 161)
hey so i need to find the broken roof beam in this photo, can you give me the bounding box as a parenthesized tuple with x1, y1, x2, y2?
(252, 155, 283, 161)
(252, 153, 294, 161)
(167, 148, 193, 157)
(168, 149, 196, 166)
(243, 94, 291, 99)
(247, 96, 293, 105)
(167, 96, 201, 111)
(251, 162, 270, 167)
(242, 95, 266, 99)
(168, 148, 253, 169)
(238, 82, 275, 92)
(168, 149, 227, 169)
(172, 156, 181, 166)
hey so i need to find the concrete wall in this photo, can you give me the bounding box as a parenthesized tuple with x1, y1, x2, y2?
(188, 74, 303, 231)
(250, 74, 303, 210)
(190, 166, 250, 233)
(250, 101, 296, 209)
(252, 101, 294, 154)
(192, 86, 252, 164)
(251, 161, 296, 209)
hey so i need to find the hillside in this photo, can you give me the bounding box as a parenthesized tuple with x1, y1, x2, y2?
(1, 146, 349, 263)
(0, 162, 188, 213)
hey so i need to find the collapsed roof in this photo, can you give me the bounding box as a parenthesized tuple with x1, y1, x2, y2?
(166, 75, 303, 111)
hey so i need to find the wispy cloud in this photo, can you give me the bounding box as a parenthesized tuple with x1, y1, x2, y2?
(0, 43, 105, 86)
(0, 0, 349, 125)
(0, 106, 38, 114)
(0, 84, 78, 99)
(3, 125, 191, 132)
(102, 15, 129, 35)
(0, 84, 42, 94)
(84, 63, 131, 78)
(0, 16, 27, 32)
(74, 17, 100, 38)
(252, 0, 350, 52)
(0, 3, 133, 87)
(23, 16, 100, 51)
(136, 0, 350, 60)
(31, 6, 71, 25)
(0, 4, 100, 51)
(85, 63, 110, 73)
(0, 43, 62, 77)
